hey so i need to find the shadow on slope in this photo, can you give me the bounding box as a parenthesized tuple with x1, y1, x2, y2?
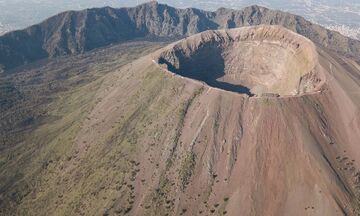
(158, 44, 253, 96)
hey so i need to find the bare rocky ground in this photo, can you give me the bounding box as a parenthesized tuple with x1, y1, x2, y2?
(156, 25, 325, 97)
(0, 25, 360, 216)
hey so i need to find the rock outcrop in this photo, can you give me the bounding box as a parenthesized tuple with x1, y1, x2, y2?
(1, 2, 360, 70)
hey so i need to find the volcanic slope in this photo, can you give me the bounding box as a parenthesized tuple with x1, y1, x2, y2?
(1, 24, 360, 216)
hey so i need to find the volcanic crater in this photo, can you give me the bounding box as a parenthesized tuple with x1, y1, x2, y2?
(156, 25, 325, 97)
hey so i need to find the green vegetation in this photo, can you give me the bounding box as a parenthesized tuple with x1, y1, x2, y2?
(214, 109, 221, 132)
(143, 174, 175, 216)
(180, 151, 197, 191)
(180, 208, 187, 215)
(167, 86, 204, 168)
(177, 87, 204, 140)
(0, 42, 171, 216)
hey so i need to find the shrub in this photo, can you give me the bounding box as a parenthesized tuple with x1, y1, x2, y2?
(180, 151, 196, 190)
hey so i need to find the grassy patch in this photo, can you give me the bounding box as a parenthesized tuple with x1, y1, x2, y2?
(167, 87, 204, 168)
(180, 151, 196, 191)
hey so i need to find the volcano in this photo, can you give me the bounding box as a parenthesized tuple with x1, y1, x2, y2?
(1, 3, 360, 216)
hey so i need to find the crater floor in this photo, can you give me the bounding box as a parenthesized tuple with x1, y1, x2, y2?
(156, 25, 325, 97)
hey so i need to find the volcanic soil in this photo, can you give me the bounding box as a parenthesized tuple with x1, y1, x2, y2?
(1, 25, 360, 216)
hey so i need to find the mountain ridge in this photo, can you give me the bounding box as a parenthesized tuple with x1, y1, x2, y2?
(1, 7, 360, 216)
(1, 2, 360, 71)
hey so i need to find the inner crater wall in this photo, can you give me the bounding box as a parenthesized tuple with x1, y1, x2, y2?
(156, 25, 325, 96)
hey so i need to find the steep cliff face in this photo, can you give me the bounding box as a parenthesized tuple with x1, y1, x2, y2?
(156, 26, 325, 96)
(1, 2, 360, 70)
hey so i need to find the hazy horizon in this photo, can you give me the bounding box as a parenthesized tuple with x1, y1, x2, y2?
(1, 0, 360, 39)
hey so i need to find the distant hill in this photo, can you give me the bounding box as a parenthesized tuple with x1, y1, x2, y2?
(0, 2, 360, 71)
